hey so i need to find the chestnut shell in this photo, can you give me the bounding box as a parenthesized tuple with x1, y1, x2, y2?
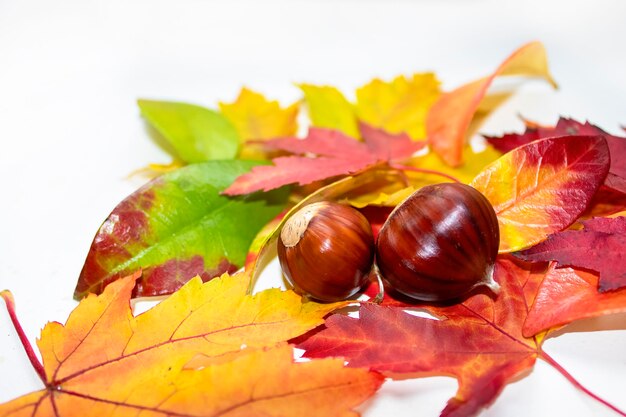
(277, 202, 375, 302)
(376, 183, 500, 302)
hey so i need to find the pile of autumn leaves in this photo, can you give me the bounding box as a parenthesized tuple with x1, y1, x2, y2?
(2, 41, 626, 417)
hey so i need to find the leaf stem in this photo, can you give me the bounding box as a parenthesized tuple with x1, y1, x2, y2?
(1, 290, 47, 384)
(389, 163, 462, 184)
(369, 264, 386, 304)
(540, 350, 626, 416)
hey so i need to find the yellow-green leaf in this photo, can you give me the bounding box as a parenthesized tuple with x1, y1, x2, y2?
(299, 84, 360, 138)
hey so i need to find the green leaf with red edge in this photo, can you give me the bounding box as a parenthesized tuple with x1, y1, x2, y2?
(470, 135, 610, 253)
(74, 160, 288, 299)
(223, 124, 425, 195)
(299, 257, 626, 417)
(516, 216, 626, 292)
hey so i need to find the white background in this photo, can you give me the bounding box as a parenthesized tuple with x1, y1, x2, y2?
(1, 1, 626, 416)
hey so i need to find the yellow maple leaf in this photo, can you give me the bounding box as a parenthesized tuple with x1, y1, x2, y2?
(219, 88, 299, 159)
(1, 273, 382, 417)
(355, 73, 441, 140)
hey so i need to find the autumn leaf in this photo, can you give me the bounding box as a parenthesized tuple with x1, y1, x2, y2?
(1, 273, 383, 416)
(470, 135, 610, 252)
(485, 117, 626, 192)
(301, 74, 440, 141)
(465, 91, 515, 139)
(299, 84, 360, 138)
(219, 88, 299, 159)
(354, 73, 441, 139)
(583, 186, 626, 219)
(408, 144, 502, 183)
(344, 145, 502, 208)
(345, 185, 415, 209)
(427, 41, 557, 166)
(75, 160, 288, 298)
(138, 99, 240, 163)
(516, 216, 626, 292)
(223, 124, 425, 195)
(299, 257, 626, 417)
(244, 211, 286, 272)
(523, 265, 626, 336)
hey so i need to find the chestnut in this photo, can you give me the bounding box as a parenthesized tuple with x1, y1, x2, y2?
(277, 201, 375, 302)
(376, 183, 500, 302)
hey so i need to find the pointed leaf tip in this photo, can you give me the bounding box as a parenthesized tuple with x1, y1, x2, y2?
(427, 41, 556, 167)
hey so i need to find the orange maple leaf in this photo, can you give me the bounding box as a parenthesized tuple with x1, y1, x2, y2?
(0, 273, 382, 417)
(427, 41, 557, 167)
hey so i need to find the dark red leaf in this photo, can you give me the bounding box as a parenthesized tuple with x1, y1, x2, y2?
(516, 216, 626, 292)
(485, 118, 626, 189)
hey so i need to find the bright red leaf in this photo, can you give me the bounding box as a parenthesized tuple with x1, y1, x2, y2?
(516, 216, 626, 292)
(223, 124, 425, 195)
(523, 265, 626, 336)
(300, 257, 626, 417)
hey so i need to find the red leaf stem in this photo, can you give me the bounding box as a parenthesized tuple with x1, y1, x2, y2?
(540, 350, 626, 416)
(1, 290, 47, 384)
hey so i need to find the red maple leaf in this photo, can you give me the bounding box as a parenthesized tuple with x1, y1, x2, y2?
(223, 122, 425, 195)
(299, 257, 626, 417)
(516, 216, 626, 292)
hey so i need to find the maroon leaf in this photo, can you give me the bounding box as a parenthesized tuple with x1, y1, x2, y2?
(485, 118, 626, 190)
(516, 216, 626, 292)
(605, 173, 626, 194)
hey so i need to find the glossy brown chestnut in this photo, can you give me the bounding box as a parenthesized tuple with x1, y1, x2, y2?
(277, 201, 375, 302)
(376, 183, 500, 302)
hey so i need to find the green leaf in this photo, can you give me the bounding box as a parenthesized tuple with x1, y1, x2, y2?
(74, 160, 288, 299)
(298, 84, 360, 139)
(138, 99, 240, 162)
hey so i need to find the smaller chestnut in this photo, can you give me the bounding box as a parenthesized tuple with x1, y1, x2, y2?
(277, 201, 375, 302)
